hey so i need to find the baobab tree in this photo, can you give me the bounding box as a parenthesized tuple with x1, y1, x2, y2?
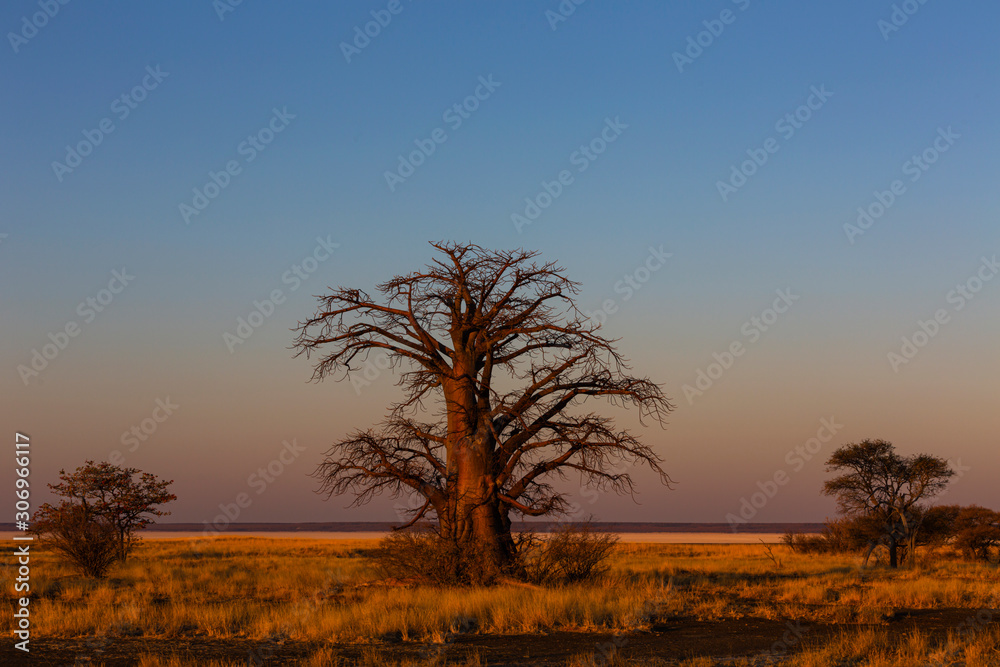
(293, 242, 672, 577)
(823, 440, 953, 568)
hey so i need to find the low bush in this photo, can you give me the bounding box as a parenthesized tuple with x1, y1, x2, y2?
(32, 502, 120, 578)
(783, 516, 880, 555)
(370, 524, 618, 586)
(370, 530, 503, 585)
(519, 524, 618, 585)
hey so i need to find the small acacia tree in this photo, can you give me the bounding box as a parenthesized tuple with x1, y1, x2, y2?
(33, 460, 176, 567)
(823, 439, 953, 568)
(294, 242, 672, 580)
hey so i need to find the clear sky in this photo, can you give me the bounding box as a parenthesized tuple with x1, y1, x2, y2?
(3, 1, 998, 526)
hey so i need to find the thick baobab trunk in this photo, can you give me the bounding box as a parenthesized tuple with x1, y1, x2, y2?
(451, 428, 515, 574)
(442, 374, 516, 578)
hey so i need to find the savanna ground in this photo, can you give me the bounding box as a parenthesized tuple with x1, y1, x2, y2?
(2, 537, 998, 666)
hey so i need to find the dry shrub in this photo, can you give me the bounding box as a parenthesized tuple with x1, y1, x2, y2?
(33, 502, 120, 578)
(519, 524, 618, 585)
(783, 516, 882, 555)
(371, 530, 504, 585)
(371, 524, 618, 586)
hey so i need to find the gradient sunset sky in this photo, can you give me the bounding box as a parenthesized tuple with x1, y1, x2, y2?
(2, 1, 998, 526)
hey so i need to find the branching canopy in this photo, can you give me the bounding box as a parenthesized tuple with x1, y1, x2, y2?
(294, 242, 672, 533)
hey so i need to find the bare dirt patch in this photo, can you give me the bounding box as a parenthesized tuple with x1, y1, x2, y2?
(3, 608, 992, 666)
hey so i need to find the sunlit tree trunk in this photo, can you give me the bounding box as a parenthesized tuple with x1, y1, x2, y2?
(443, 370, 515, 572)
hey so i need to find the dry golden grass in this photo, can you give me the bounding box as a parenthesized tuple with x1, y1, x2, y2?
(613, 542, 999, 622)
(3, 536, 998, 665)
(4, 537, 671, 642)
(778, 625, 1000, 667)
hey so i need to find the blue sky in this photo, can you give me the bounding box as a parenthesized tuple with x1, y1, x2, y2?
(2, 1, 998, 525)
